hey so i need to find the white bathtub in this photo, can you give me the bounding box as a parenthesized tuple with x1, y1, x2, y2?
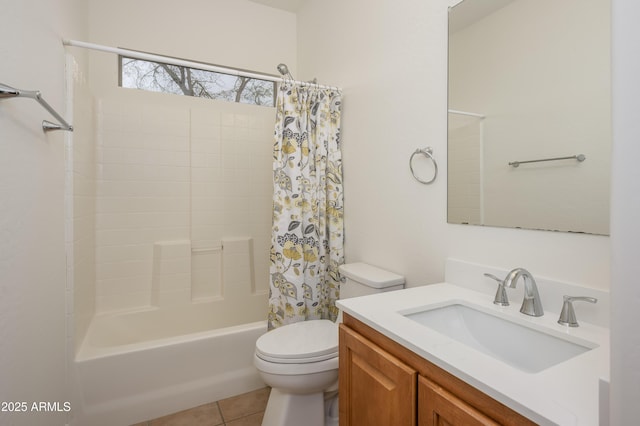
(73, 306, 268, 426)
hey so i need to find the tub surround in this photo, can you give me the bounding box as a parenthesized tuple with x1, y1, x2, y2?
(93, 92, 274, 313)
(337, 260, 609, 425)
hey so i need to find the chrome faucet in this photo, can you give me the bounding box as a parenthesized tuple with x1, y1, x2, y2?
(484, 273, 509, 306)
(557, 295, 597, 327)
(503, 268, 544, 317)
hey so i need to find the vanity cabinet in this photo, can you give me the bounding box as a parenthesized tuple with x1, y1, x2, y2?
(339, 322, 417, 426)
(339, 314, 536, 426)
(419, 376, 499, 426)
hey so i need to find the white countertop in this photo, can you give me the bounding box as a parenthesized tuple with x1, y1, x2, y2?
(337, 283, 609, 426)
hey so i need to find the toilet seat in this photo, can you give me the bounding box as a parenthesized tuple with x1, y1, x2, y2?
(254, 352, 339, 376)
(255, 320, 338, 364)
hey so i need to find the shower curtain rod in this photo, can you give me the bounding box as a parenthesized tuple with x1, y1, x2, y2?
(63, 39, 342, 92)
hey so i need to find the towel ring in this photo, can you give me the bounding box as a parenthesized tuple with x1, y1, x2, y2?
(410, 147, 438, 184)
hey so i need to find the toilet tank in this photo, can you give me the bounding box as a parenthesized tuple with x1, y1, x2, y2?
(338, 262, 405, 299)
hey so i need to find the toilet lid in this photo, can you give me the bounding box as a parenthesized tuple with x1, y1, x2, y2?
(255, 320, 338, 364)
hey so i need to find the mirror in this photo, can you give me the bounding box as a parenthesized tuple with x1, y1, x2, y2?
(447, 0, 611, 235)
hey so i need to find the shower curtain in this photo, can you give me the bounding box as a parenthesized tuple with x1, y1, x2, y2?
(268, 83, 344, 329)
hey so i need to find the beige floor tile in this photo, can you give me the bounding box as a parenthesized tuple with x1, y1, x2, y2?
(218, 387, 270, 422)
(149, 402, 224, 426)
(225, 411, 265, 426)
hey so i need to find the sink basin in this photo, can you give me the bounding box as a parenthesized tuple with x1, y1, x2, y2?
(403, 303, 595, 373)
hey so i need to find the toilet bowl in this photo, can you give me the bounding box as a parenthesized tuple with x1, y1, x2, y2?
(255, 263, 405, 426)
(255, 320, 339, 426)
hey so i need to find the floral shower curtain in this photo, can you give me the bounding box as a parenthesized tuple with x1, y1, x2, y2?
(268, 83, 344, 330)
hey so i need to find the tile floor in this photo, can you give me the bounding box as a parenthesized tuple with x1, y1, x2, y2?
(131, 387, 270, 426)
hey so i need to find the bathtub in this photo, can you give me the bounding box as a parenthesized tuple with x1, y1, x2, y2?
(73, 305, 268, 426)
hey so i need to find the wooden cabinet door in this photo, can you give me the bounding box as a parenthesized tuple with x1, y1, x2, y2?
(418, 376, 500, 426)
(339, 324, 417, 426)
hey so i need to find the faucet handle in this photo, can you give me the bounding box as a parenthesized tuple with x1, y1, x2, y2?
(557, 295, 598, 327)
(484, 273, 509, 306)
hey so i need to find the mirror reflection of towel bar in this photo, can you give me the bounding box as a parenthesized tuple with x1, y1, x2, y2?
(509, 154, 585, 168)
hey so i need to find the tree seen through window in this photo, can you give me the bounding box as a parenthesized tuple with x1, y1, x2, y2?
(120, 56, 276, 107)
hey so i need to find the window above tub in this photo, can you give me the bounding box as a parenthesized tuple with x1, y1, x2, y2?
(119, 55, 276, 107)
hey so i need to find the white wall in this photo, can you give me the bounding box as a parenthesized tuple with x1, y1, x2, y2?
(0, 1, 87, 425)
(297, 0, 609, 291)
(610, 0, 640, 423)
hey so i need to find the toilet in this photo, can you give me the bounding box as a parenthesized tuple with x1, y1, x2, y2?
(254, 262, 405, 426)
